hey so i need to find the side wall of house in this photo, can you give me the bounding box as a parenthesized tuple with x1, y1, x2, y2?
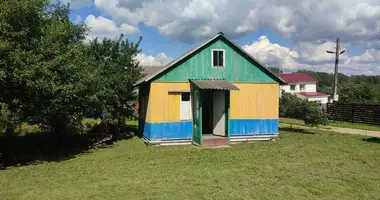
(142, 82, 193, 140)
(230, 83, 279, 136)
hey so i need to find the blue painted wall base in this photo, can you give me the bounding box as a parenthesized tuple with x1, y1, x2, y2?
(141, 121, 193, 140)
(230, 119, 279, 136)
(139, 119, 278, 141)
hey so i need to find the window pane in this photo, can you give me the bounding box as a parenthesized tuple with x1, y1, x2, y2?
(290, 85, 296, 91)
(181, 92, 190, 101)
(213, 50, 218, 66)
(218, 51, 224, 66)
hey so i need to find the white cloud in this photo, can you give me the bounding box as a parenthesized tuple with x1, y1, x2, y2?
(242, 35, 380, 75)
(93, 0, 380, 46)
(242, 36, 300, 69)
(84, 15, 139, 40)
(74, 15, 82, 24)
(136, 53, 173, 66)
(59, 0, 93, 8)
(350, 49, 380, 63)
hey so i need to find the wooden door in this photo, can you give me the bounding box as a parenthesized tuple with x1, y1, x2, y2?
(213, 91, 225, 136)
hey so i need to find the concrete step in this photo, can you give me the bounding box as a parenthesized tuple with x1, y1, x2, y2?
(201, 136, 229, 147)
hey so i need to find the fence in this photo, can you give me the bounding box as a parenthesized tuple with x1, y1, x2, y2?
(326, 103, 380, 125)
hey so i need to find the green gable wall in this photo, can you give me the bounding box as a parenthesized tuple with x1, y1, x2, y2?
(153, 38, 277, 83)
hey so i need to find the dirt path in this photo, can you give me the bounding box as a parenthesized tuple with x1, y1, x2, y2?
(327, 127, 380, 138)
(280, 123, 380, 138)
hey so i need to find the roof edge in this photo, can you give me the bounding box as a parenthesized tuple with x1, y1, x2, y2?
(134, 32, 285, 86)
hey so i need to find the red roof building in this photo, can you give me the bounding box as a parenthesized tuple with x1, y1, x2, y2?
(298, 92, 330, 97)
(278, 73, 318, 83)
(279, 73, 330, 104)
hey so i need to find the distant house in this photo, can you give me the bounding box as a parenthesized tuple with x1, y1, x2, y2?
(278, 73, 329, 104)
(135, 32, 285, 146)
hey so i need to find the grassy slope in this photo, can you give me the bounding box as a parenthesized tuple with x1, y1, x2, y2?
(1, 130, 380, 200)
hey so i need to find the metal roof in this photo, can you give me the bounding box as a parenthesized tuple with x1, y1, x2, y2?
(298, 92, 329, 97)
(134, 32, 285, 86)
(278, 73, 319, 83)
(191, 79, 239, 91)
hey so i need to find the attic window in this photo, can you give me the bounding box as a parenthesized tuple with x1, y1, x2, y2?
(212, 49, 225, 67)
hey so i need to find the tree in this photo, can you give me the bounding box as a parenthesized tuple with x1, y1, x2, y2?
(88, 35, 143, 124)
(0, 0, 98, 134)
(339, 82, 379, 104)
(279, 93, 307, 119)
(268, 67, 283, 74)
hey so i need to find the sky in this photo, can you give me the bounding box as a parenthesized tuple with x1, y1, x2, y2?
(62, 0, 380, 75)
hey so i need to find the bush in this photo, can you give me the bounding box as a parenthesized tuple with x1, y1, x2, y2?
(303, 103, 329, 127)
(14, 123, 41, 136)
(280, 93, 329, 127)
(82, 118, 102, 130)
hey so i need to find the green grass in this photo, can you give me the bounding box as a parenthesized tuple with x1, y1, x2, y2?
(279, 117, 306, 126)
(329, 121, 380, 131)
(280, 117, 380, 132)
(1, 129, 380, 200)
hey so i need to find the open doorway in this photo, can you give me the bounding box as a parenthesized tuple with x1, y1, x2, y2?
(201, 90, 226, 136)
(202, 91, 213, 135)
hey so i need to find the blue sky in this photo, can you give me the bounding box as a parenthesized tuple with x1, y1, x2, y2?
(65, 0, 380, 75)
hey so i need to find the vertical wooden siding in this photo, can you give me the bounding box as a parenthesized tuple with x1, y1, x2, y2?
(230, 83, 279, 119)
(154, 39, 277, 83)
(146, 82, 191, 123)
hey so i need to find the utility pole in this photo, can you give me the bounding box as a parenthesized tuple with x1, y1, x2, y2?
(327, 37, 345, 102)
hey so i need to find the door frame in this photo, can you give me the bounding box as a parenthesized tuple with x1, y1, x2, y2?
(191, 85, 231, 144)
(191, 83, 202, 145)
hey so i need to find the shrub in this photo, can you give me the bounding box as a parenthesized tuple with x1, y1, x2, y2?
(14, 123, 41, 136)
(303, 103, 329, 127)
(82, 118, 102, 130)
(280, 93, 329, 127)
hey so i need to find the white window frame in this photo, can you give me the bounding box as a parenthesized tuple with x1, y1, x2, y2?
(290, 84, 296, 91)
(300, 84, 306, 91)
(211, 49, 225, 68)
(180, 92, 192, 121)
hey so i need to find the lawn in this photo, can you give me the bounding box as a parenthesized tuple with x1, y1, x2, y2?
(1, 129, 380, 200)
(280, 117, 380, 131)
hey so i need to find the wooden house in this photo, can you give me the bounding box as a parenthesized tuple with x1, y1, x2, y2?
(135, 33, 284, 146)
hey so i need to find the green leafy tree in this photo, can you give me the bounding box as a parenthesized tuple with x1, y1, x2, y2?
(0, 0, 98, 134)
(339, 82, 379, 104)
(279, 93, 308, 119)
(268, 67, 283, 74)
(88, 35, 143, 124)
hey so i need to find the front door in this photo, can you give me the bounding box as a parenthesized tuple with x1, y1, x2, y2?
(213, 91, 225, 136)
(191, 83, 202, 145)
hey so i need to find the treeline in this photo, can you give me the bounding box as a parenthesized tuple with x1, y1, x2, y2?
(0, 0, 142, 136)
(269, 67, 380, 104)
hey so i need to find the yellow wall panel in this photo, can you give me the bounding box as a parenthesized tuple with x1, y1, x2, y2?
(146, 82, 190, 123)
(230, 83, 279, 119)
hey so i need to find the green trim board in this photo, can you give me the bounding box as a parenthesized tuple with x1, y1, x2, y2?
(135, 33, 284, 86)
(191, 83, 202, 145)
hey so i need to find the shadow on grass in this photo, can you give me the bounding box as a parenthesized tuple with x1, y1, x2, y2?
(0, 124, 138, 170)
(361, 137, 380, 143)
(280, 127, 316, 134)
